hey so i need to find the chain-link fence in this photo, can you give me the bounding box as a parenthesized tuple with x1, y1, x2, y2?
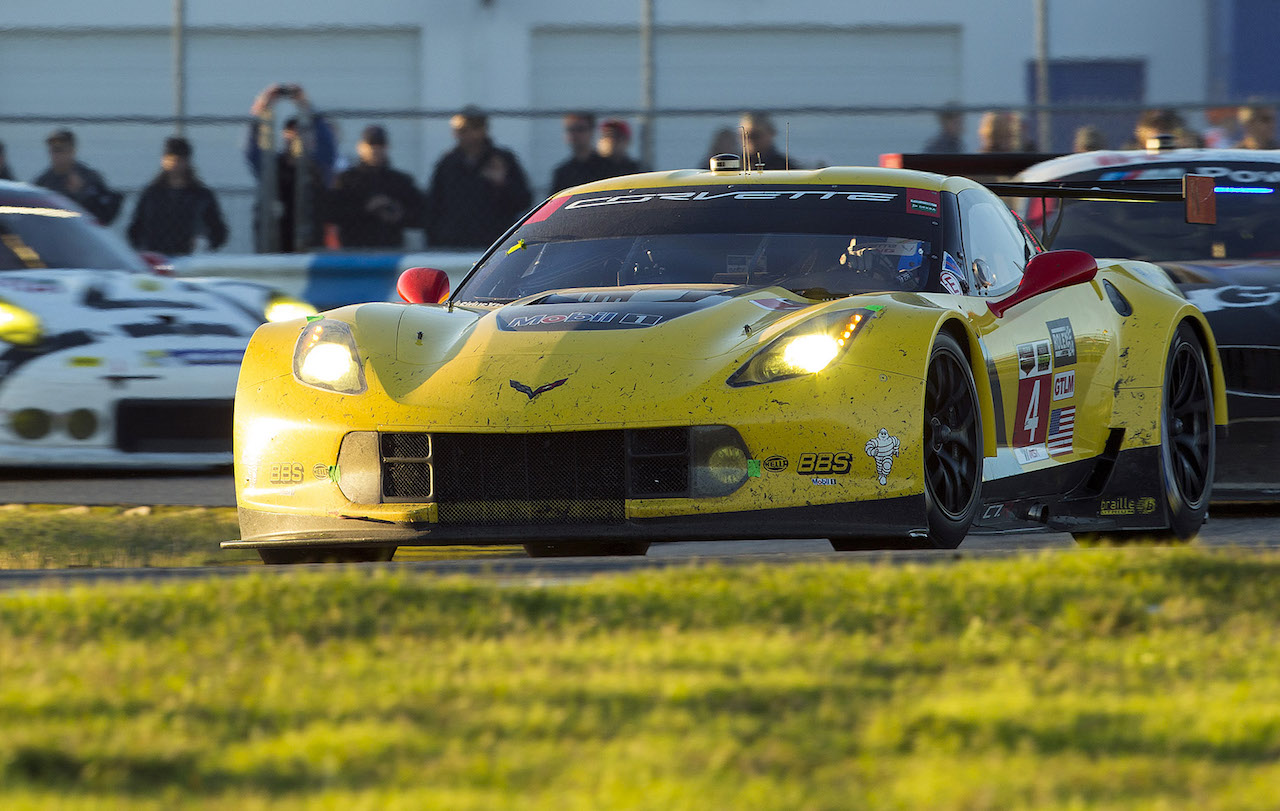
(0, 101, 1266, 256)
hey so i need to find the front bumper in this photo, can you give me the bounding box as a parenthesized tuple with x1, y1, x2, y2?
(0, 342, 240, 467)
(225, 494, 929, 549)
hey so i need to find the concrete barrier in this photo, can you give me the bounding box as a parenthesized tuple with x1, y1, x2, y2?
(171, 251, 483, 310)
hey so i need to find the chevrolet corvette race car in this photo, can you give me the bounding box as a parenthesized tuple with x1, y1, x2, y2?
(1013, 149, 1280, 500)
(227, 158, 1226, 563)
(0, 180, 315, 468)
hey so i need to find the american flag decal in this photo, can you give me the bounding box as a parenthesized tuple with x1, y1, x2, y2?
(1047, 406, 1075, 456)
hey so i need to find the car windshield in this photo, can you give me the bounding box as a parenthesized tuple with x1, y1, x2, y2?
(455, 184, 941, 302)
(1024, 163, 1280, 261)
(0, 203, 147, 272)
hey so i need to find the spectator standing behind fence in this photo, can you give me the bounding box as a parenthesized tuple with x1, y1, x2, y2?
(424, 107, 532, 249)
(1204, 106, 1241, 148)
(1128, 108, 1200, 149)
(324, 125, 424, 249)
(127, 136, 227, 256)
(702, 126, 739, 167)
(1237, 104, 1277, 149)
(33, 129, 123, 224)
(977, 111, 1030, 152)
(923, 105, 965, 153)
(597, 119, 644, 175)
(1073, 125, 1106, 153)
(740, 112, 801, 169)
(0, 141, 13, 181)
(243, 83, 337, 252)
(550, 112, 618, 194)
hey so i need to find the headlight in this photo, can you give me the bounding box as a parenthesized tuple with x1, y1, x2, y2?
(292, 319, 367, 394)
(727, 308, 877, 387)
(0, 301, 42, 346)
(265, 293, 318, 323)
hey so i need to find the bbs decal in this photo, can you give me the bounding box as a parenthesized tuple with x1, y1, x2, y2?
(269, 462, 305, 484)
(796, 452, 852, 475)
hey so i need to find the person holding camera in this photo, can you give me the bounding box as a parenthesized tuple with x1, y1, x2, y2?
(243, 82, 337, 252)
(324, 125, 424, 249)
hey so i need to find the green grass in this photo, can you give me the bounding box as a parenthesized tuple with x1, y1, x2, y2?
(3, 548, 1280, 808)
(0, 505, 250, 568)
(0, 505, 521, 569)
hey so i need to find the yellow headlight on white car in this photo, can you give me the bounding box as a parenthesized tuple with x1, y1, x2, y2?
(292, 319, 367, 394)
(0, 300, 42, 346)
(265, 293, 319, 323)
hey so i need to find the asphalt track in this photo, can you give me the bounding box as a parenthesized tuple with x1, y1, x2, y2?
(2, 468, 1278, 588)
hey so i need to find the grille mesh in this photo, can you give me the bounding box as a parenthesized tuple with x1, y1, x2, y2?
(433, 431, 627, 525)
(378, 428, 698, 523)
(627, 427, 691, 496)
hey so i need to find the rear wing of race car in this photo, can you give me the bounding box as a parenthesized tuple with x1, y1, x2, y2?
(880, 152, 1217, 246)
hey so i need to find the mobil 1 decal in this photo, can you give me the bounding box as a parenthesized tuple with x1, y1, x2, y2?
(1012, 338, 1053, 449)
(1047, 318, 1077, 366)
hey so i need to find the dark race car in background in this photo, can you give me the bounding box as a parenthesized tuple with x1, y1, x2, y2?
(0, 180, 314, 468)
(884, 148, 1280, 501)
(1015, 149, 1280, 501)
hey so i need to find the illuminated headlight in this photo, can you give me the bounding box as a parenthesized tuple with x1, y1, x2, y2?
(292, 319, 367, 394)
(0, 301, 42, 346)
(265, 293, 319, 323)
(727, 308, 877, 387)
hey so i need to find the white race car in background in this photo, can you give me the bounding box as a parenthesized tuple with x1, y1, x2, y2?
(0, 180, 314, 468)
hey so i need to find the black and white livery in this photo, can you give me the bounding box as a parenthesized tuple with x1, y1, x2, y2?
(0, 180, 314, 468)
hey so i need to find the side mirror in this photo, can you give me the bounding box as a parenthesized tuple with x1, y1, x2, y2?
(988, 249, 1097, 318)
(397, 267, 450, 304)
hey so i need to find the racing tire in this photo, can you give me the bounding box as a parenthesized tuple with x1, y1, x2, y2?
(522, 541, 650, 557)
(922, 333, 983, 549)
(1072, 323, 1214, 546)
(258, 545, 397, 564)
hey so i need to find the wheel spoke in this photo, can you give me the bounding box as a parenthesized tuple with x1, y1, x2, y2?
(935, 445, 975, 512)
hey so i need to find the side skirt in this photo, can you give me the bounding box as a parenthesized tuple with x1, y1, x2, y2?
(972, 444, 1168, 534)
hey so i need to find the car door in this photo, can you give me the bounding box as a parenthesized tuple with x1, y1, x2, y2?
(954, 188, 1119, 481)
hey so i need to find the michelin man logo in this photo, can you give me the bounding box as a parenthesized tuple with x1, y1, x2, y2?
(864, 428, 901, 485)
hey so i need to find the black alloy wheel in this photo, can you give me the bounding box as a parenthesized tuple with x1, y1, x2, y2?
(1160, 323, 1215, 538)
(922, 333, 983, 548)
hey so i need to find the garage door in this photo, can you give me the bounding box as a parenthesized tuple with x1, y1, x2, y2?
(529, 25, 962, 195)
(0, 27, 421, 251)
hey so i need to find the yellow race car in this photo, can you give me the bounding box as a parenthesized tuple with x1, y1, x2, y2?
(226, 158, 1226, 562)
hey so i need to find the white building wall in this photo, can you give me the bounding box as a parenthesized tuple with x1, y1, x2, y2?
(0, 0, 1211, 252)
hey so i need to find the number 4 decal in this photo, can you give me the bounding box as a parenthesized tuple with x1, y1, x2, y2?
(1013, 374, 1051, 447)
(1023, 378, 1041, 435)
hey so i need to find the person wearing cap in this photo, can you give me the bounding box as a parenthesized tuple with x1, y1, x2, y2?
(597, 119, 644, 176)
(126, 136, 228, 256)
(242, 83, 337, 252)
(739, 112, 803, 170)
(424, 106, 533, 249)
(33, 129, 123, 224)
(324, 125, 424, 249)
(549, 111, 618, 194)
